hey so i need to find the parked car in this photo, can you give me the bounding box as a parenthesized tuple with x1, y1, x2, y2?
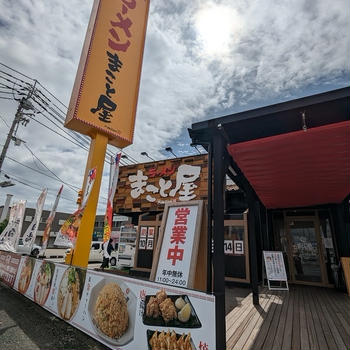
(65, 241, 118, 265)
(17, 238, 41, 257)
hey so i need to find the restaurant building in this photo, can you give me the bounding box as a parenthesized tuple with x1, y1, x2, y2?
(113, 153, 252, 284)
(188, 86, 349, 296)
(187, 87, 349, 347)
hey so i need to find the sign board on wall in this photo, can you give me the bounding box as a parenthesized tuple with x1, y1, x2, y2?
(133, 214, 162, 272)
(224, 240, 233, 255)
(0, 251, 21, 287)
(0, 250, 216, 350)
(65, 0, 150, 148)
(114, 154, 208, 213)
(150, 201, 204, 289)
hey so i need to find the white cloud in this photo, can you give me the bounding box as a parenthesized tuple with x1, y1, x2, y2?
(0, 0, 349, 214)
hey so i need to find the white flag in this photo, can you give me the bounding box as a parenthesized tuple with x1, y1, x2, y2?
(21, 188, 47, 249)
(0, 200, 26, 252)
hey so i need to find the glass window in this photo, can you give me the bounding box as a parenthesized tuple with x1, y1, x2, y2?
(272, 212, 290, 279)
(224, 225, 244, 255)
(224, 223, 246, 279)
(319, 210, 336, 284)
(91, 243, 100, 250)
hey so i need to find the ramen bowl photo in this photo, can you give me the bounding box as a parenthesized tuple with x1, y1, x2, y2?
(57, 267, 86, 320)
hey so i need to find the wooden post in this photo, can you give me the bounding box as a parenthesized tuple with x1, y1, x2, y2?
(66, 132, 108, 268)
(248, 197, 259, 305)
(213, 132, 226, 350)
(207, 142, 213, 293)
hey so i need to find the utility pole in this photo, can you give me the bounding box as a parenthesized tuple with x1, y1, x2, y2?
(0, 82, 36, 173)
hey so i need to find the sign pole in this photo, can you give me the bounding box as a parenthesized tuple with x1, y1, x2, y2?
(65, 132, 108, 267)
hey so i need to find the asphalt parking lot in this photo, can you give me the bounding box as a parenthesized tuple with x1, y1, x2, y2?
(0, 283, 108, 350)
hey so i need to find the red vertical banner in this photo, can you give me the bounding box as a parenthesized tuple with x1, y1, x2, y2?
(103, 153, 121, 256)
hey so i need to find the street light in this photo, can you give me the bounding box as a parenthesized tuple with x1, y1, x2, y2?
(165, 147, 177, 158)
(0, 181, 15, 188)
(121, 154, 132, 165)
(140, 151, 155, 161)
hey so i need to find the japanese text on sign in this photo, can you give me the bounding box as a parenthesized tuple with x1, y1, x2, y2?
(65, 0, 150, 147)
(263, 251, 287, 281)
(154, 204, 199, 288)
(129, 164, 201, 203)
(167, 208, 190, 265)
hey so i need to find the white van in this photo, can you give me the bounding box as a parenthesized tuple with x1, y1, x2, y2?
(66, 241, 118, 266)
(17, 238, 41, 257)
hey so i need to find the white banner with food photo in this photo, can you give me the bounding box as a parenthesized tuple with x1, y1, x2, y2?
(68, 269, 215, 350)
(1, 250, 216, 350)
(13, 255, 36, 294)
(42, 263, 87, 321)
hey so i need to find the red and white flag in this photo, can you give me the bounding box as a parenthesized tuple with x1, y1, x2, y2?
(56, 167, 96, 247)
(41, 185, 63, 253)
(103, 153, 121, 258)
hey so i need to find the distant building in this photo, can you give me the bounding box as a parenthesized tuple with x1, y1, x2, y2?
(0, 206, 131, 248)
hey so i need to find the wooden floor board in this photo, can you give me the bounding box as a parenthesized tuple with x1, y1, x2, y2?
(313, 288, 337, 350)
(303, 286, 319, 350)
(238, 293, 279, 350)
(316, 289, 347, 350)
(291, 287, 301, 350)
(271, 291, 290, 350)
(281, 287, 294, 350)
(320, 288, 350, 348)
(261, 292, 285, 350)
(299, 287, 310, 350)
(226, 297, 257, 343)
(307, 287, 329, 349)
(225, 286, 350, 350)
(227, 295, 271, 350)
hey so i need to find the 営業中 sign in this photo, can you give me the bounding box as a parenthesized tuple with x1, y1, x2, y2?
(151, 201, 203, 289)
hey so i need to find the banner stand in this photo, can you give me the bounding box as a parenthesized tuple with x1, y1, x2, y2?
(262, 251, 289, 291)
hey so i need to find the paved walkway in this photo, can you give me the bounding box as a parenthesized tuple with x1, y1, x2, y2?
(0, 283, 108, 350)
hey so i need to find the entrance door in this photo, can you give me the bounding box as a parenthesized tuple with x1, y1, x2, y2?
(287, 218, 327, 284)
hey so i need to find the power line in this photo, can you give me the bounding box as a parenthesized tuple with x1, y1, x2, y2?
(23, 143, 79, 192)
(0, 62, 140, 165)
(5, 156, 80, 191)
(0, 170, 76, 204)
(0, 115, 10, 128)
(2, 79, 135, 164)
(1, 82, 134, 165)
(0, 62, 35, 82)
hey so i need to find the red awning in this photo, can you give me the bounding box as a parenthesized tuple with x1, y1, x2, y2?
(228, 120, 350, 209)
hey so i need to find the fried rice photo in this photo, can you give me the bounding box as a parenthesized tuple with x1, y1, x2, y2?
(93, 282, 129, 339)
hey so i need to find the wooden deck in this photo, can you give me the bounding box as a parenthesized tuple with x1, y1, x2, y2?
(225, 285, 350, 350)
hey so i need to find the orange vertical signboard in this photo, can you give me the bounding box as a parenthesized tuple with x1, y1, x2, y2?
(65, 0, 150, 147)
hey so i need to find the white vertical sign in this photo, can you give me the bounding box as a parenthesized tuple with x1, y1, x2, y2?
(154, 205, 198, 288)
(263, 251, 287, 281)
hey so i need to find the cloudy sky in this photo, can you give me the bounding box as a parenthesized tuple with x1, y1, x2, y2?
(0, 0, 349, 215)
